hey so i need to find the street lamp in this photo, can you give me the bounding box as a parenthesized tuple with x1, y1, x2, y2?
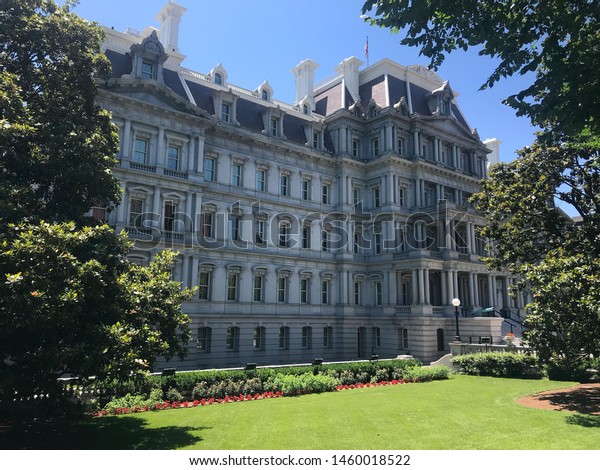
(452, 298, 461, 342)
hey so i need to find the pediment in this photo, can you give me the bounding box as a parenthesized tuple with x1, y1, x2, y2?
(102, 79, 212, 121)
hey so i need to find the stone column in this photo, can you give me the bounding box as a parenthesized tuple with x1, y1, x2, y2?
(156, 127, 165, 168)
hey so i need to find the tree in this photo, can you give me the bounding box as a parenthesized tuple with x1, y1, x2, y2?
(361, 0, 600, 137)
(0, 0, 120, 225)
(0, 0, 193, 398)
(361, 0, 600, 368)
(0, 224, 192, 398)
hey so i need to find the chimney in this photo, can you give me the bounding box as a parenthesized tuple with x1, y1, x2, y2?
(292, 59, 319, 105)
(156, 1, 187, 53)
(336, 56, 363, 102)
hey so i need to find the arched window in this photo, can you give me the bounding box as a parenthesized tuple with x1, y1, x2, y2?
(262, 89, 269, 101)
(214, 72, 223, 85)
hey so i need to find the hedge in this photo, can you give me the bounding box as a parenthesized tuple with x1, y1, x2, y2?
(452, 352, 543, 379)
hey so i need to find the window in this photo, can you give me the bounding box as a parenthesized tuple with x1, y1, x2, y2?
(302, 179, 310, 200)
(253, 274, 264, 302)
(279, 326, 289, 349)
(397, 138, 404, 155)
(301, 326, 312, 349)
(270, 117, 279, 137)
(197, 327, 211, 352)
(303, 104, 309, 115)
(300, 278, 309, 303)
(277, 276, 287, 303)
(262, 89, 269, 101)
(231, 163, 242, 186)
(352, 138, 359, 157)
(301, 226, 311, 249)
(372, 137, 380, 156)
(400, 328, 409, 350)
(134, 138, 148, 164)
(375, 281, 383, 306)
(164, 201, 175, 232)
(280, 174, 289, 196)
(227, 273, 238, 301)
(141, 61, 154, 79)
(129, 198, 144, 227)
(354, 282, 361, 305)
(256, 169, 266, 192)
(253, 327, 265, 350)
(229, 215, 240, 241)
(398, 187, 405, 207)
(437, 328, 445, 352)
(353, 187, 361, 206)
(373, 187, 380, 207)
(321, 280, 329, 304)
(201, 212, 214, 238)
(255, 220, 265, 244)
(323, 326, 333, 348)
(374, 233, 382, 254)
(225, 326, 239, 351)
(278, 222, 290, 248)
(321, 230, 329, 252)
(221, 102, 231, 122)
(373, 327, 381, 348)
(198, 271, 211, 300)
(322, 184, 330, 204)
(204, 157, 216, 181)
(313, 131, 320, 149)
(214, 72, 223, 85)
(166, 145, 179, 170)
(353, 232, 360, 254)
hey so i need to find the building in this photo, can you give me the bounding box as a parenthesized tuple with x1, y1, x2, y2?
(95, 1, 525, 369)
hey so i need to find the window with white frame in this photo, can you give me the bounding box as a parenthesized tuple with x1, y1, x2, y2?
(221, 102, 231, 122)
(214, 72, 223, 85)
(262, 89, 269, 101)
(198, 270, 211, 300)
(301, 225, 311, 249)
(302, 179, 311, 201)
(229, 215, 240, 241)
(253, 273, 264, 302)
(397, 137, 405, 155)
(300, 277, 309, 303)
(373, 186, 381, 207)
(163, 201, 176, 233)
(354, 281, 361, 305)
(400, 328, 409, 350)
(278, 221, 290, 248)
(321, 229, 329, 252)
(253, 327, 265, 350)
(301, 326, 312, 349)
(313, 131, 321, 149)
(352, 138, 359, 157)
(372, 137, 380, 156)
(197, 327, 211, 352)
(227, 272, 238, 301)
(204, 157, 216, 181)
(134, 137, 148, 164)
(322, 183, 330, 204)
(277, 276, 288, 303)
(256, 169, 266, 192)
(398, 187, 406, 207)
(141, 61, 154, 79)
(231, 163, 242, 186)
(166, 145, 179, 170)
(271, 117, 280, 137)
(280, 174, 289, 196)
(374, 232, 382, 254)
(201, 211, 214, 238)
(353, 187, 361, 206)
(279, 326, 289, 349)
(255, 219, 265, 245)
(321, 280, 329, 304)
(225, 326, 239, 350)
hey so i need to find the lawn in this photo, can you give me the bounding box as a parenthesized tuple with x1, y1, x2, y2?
(2, 375, 599, 449)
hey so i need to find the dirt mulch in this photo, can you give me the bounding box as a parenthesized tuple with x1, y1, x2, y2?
(517, 383, 600, 415)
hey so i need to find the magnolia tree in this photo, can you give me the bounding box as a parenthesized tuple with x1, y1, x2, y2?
(0, 0, 193, 399)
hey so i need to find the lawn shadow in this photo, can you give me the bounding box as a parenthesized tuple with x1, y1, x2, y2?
(565, 414, 600, 428)
(541, 386, 600, 416)
(0, 413, 207, 449)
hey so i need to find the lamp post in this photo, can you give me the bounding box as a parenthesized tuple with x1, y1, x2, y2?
(452, 297, 461, 342)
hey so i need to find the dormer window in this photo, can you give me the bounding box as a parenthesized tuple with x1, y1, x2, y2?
(426, 80, 454, 116)
(214, 73, 223, 85)
(262, 90, 269, 101)
(257, 80, 273, 103)
(303, 104, 309, 115)
(141, 61, 154, 79)
(130, 30, 167, 83)
(221, 102, 231, 122)
(210, 64, 228, 86)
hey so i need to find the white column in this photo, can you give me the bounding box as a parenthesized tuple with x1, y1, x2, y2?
(424, 268, 430, 305)
(181, 255, 190, 289)
(187, 136, 196, 172)
(122, 119, 132, 159)
(152, 187, 161, 227)
(446, 270, 454, 304)
(411, 269, 418, 306)
(468, 273, 475, 308)
(116, 182, 126, 225)
(156, 127, 165, 167)
(418, 269, 425, 304)
(413, 130, 420, 156)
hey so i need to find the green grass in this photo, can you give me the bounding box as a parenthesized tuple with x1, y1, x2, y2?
(2, 375, 599, 449)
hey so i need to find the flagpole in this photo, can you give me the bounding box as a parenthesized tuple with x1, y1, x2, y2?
(365, 36, 369, 67)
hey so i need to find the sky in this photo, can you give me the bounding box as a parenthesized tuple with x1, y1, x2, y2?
(70, 0, 539, 164)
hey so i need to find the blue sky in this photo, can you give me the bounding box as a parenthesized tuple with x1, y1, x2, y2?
(71, 0, 539, 163)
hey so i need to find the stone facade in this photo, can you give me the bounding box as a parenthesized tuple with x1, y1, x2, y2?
(95, 2, 523, 370)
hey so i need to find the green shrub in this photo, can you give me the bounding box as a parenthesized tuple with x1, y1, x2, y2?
(403, 366, 451, 382)
(272, 373, 340, 395)
(165, 387, 184, 402)
(452, 353, 543, 379)
(103, 388, 163, 413)
(546, 360, 594, 383)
